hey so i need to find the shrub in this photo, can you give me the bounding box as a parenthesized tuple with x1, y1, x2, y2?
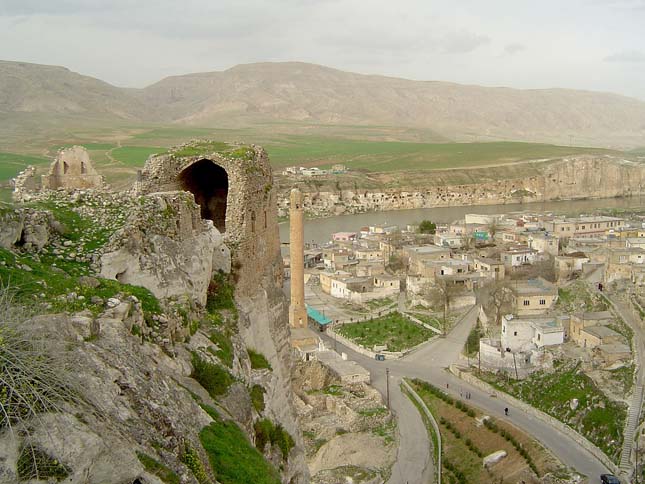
(190, 352, 233, 398)
(16, 445, 70, 481)
(136, 452, 180, 484)
(201, 420, 280, 484)
(248, 349, 272, 370)
(206, 272, 237, 315)
(209, 331, 234, 368)
(181, 443, 211, 484)
(254, 419, 295, 461)
(250, 385, 265, 413)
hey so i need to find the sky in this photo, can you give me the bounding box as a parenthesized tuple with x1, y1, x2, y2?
(1, 0, 645, 99)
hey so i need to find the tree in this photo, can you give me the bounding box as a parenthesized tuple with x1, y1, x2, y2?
(418, 220, 437, 234)
(487, 219, 499, 241)
(483, 280, 514, 326)
(424, 279, 462, 335)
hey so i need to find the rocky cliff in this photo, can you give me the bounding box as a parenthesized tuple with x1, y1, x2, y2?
(277, 156, 645, 218)
(0, 141, 308, 483)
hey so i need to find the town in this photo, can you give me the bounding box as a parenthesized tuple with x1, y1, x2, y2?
(286, 198, 645, 481)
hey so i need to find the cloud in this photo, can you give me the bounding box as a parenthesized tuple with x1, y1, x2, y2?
(504, 43, 526, 55)
(441, 31, 491, 54)
(604, 50, 645, 62)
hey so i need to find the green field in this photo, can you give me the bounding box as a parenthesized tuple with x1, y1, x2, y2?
(111, 146, 166, 166)
(0, 152, 49, 180)
(263, 136, 617, 171)
(336, 312, 433, 352)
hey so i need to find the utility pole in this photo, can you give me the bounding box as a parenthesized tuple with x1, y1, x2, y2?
(386, 367, 390, 408)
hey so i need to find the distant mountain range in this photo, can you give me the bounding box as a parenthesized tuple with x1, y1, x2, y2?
(2, 60, 645, 148)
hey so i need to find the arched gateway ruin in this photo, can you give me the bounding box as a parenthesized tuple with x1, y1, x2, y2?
(133, 141, 283, 296)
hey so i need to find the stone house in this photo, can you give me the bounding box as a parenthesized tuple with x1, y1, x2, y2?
(354, 247, 383, 262)
(568, 310, 613, 344)
(501, 246, 539, 269)
(525, 232, 559, 256)
(510, 278, 558, 315)
(404, 245, 451, 274)
(473, 256, 505, 280)
(578, 325, 622, 349)
(544, 216, 624, 239)
(323, 248, 358, 272)
(501, 314, 564, 352)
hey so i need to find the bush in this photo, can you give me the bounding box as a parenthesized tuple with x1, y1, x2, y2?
(181, 443, 211, 484)
(248, 349, 272, 370)
(202, 420, 280, 484)
(16, 445, 70, 481)
(250, 385, 265, 413)
(191, 352, 233, 398)
(136, 452, 180, 484)
(0, 286, 80, 442)
(209, 331, 234, 368)
(206, 272, 237, 315)
(254, 419, 295, 461)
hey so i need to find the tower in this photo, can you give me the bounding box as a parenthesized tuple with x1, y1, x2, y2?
(289, 188, 308, 328)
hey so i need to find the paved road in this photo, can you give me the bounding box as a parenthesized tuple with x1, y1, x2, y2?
(316, 303, 611, 483)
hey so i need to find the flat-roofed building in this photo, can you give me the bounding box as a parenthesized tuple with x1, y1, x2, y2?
(501, 246, 539, 269)
(544, 216, 624, 239)
(501, 314, 564, 352)
(510, 278, 558, 315)
(473, 256, 505, 280)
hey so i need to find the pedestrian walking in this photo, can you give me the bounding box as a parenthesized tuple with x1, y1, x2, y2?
(504, 407, 509, 416)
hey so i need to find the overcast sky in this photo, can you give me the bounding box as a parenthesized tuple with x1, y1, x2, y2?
(1, 0, 645, 99)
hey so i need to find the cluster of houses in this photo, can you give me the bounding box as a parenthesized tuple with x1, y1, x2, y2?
(281, 164, 348, 177)
(285, 209, 641, 376)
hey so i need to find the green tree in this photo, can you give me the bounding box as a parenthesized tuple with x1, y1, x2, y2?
(418, 220, 437, 234)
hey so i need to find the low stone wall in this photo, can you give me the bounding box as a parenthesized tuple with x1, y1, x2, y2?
(401, 379, 441, 484)
(449, 365, 620, 476)
(326, 328, 403, 360)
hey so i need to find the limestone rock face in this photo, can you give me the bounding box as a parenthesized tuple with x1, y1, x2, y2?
(277, 155, 645, 218)
(99, 191, 230, 305)
(0, 305, 212, 484)
(0, 209, 23, 249)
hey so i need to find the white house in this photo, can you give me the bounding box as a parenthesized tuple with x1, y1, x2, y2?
(501, 314, 564, 352)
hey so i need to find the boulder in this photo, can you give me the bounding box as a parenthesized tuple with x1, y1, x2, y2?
(99, 191, 230, 306)
(483, 450, 507, 467)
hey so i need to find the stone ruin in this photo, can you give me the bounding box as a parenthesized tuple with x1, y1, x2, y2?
(132, 140, 283, 297)
(12, 146, 104, 201)
(42, 145, 103, 190)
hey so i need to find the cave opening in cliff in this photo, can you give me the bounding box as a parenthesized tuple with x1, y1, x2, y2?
(179, 159, 228, 232)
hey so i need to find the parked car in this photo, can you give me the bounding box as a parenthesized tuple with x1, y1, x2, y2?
(375, 354, 385, 361)
(600, 474, 620, 484)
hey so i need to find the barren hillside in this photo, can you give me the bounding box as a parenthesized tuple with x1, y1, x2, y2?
(2, 60, 645, 148)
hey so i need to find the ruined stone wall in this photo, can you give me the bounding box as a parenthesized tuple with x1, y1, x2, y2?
(134, 144, 281, 298)
(42, 146, 103, 190)
(277, 156, 645, 218)
(134, 141, 307, 481)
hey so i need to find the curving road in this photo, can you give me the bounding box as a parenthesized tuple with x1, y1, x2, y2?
(312, 297, 611, 483)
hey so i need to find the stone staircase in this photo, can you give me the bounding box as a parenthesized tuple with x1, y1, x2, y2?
(619, 384, 644, 473)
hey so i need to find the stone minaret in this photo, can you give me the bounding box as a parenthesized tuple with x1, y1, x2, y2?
(289, 188, 307, 328)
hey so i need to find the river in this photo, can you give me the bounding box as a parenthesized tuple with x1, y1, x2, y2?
(278, 196, 645, 246)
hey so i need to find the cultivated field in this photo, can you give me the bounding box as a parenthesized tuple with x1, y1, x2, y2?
(0, 117, 628, 190)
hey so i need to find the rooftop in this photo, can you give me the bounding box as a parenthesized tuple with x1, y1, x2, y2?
(511, 278, 557, 296)
(581, 325, 620, 339)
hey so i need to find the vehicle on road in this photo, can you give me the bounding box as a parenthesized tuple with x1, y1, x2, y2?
(375, 354, 385, 361)
(600, 474, 620, 484)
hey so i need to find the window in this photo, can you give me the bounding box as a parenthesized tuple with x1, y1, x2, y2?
(513, 331, 518, 336)
(537, 333, 541, 341)
(539, 299, 546, 305)
(523, 300, 530, 306)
